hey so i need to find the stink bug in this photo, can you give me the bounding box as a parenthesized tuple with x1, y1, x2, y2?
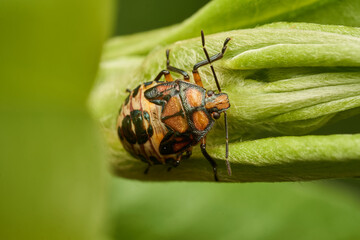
(117, 31, 231, 181)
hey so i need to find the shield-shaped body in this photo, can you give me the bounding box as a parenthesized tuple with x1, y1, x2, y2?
(117, 80, 215, 166)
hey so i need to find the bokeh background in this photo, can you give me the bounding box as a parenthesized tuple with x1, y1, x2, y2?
(1, 0, 359, 239)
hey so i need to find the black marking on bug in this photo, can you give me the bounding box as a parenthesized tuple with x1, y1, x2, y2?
(124, 94, 130, 105)
(159, 131, 192, 155)
(122, 115, 136, 144)
(160, 143, 172, 155)
(132, 85, 141, 98)
(143, 111, 150, 121)
(130, 110, 148, 145)
(148, 99, 165, 108)
(147, 125, 153, 138)
(163, 95, 171, 102)
(144, 81, 154, 86)
(143, 111, 154, 138)
(161, 110, 184, 121)
(117, 126, 123, 140)
(144, 81, 178, 100)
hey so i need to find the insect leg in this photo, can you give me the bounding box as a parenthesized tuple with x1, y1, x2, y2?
(166, 49, 190, 82)
(192, 31, 230, 89)
(154, 69, 173, 82)
(167, 155, 181, 172)
(200, 138, 219, 182)
(183, 149, 192, 160)
(167, 149, 192, 172)
(144, 163, 151, 174)
(192, 69, 204, 87)
(193, 32, 231, 71)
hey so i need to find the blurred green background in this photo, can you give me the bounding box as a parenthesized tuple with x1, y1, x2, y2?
(1, 0, 359, 239)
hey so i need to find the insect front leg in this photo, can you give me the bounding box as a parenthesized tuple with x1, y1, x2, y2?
(192, 31, 231, 88)
(193, 32, 230, 72)
(200, 137, 219, 182)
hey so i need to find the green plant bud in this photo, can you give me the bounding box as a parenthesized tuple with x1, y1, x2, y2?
(90, 21, 360, 182)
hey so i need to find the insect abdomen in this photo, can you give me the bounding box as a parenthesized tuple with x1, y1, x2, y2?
(117, 82, 176, 165)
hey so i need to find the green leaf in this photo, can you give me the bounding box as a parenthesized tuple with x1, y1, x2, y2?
(89, 0, 360, 182)
(102, 0, 360, 58)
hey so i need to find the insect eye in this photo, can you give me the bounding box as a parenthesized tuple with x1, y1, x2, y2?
(207, 90, 214, 97)
(212, 112, 220, 120)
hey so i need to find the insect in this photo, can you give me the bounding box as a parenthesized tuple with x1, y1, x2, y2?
(116, 31, 231, 181)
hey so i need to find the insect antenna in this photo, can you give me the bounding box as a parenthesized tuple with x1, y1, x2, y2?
(201, 30, 232, 176)
(224, 111, 231, 175)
